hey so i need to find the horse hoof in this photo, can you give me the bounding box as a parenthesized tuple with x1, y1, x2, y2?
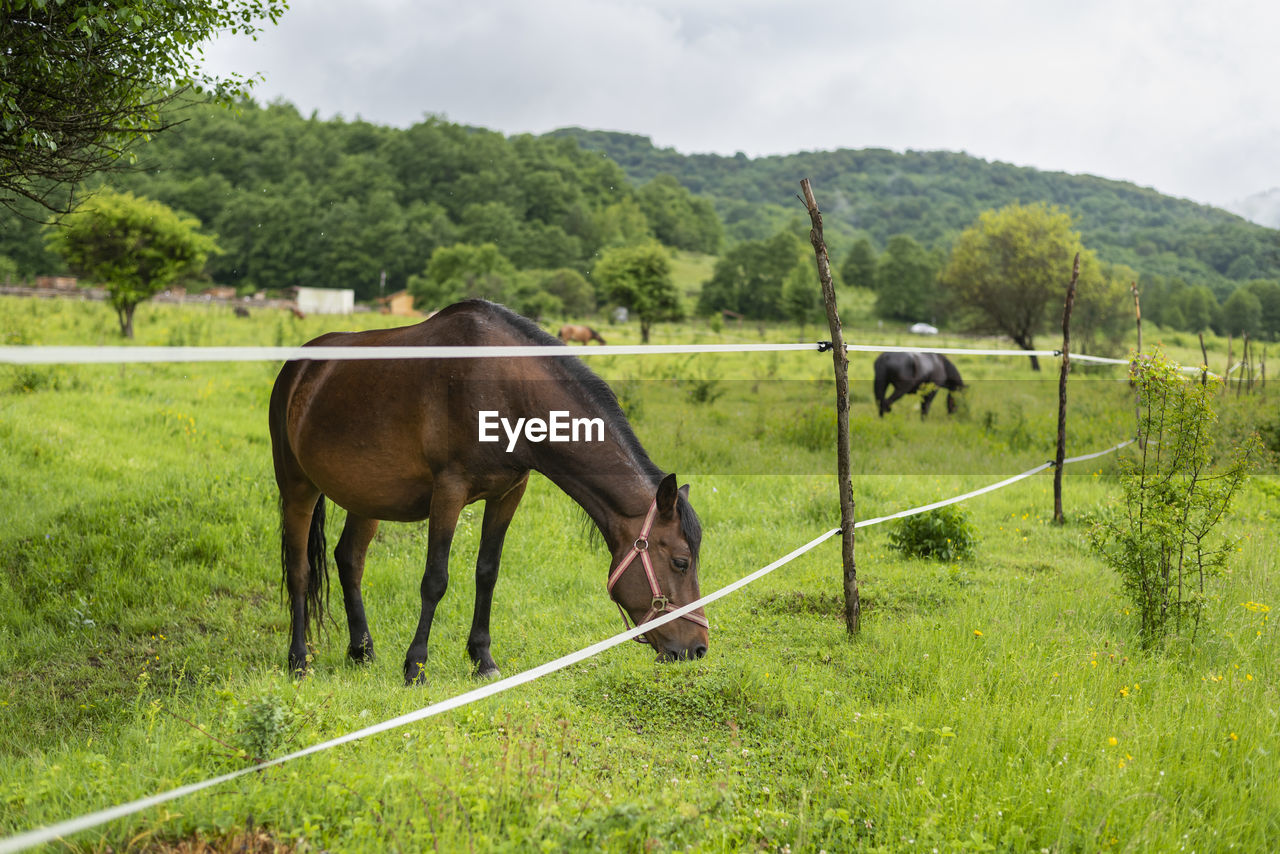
(403, 659, 428, 686)
(476, 666, 501, 681)
(347, 645, 376, 665)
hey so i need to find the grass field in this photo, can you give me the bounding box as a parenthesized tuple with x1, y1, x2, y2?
(1, 295, 1277, 853)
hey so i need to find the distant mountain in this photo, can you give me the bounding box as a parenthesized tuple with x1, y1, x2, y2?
(1226, 188, 1280, 229)
(546, 128, 1280, 298)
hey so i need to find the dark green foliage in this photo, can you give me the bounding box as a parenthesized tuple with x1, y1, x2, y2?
(1220, 288, 1262, 337)
(874, 234, 940, 322)
(636, 174, 723, 254)
(888, 505, 978, 562)
(697, 231, 808, 319)
(64, 103, 650, 300)
(1180, 285, 1220, 333)
(0, 0, 285, 212)
(407, 242, 515, 310)
(592, 243, 683, 342)
(550, 128, 1280, 295)
(840, 236, 878, 291)
(45, 189, 219, 338)
(1243, 279, 1280, 340)
(533, 268, 596, 317)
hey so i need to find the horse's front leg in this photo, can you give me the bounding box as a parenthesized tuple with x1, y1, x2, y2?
(468, 477, 529, 680)
(881, 382, 912, 414)
(404, 479, 468, 685)
(335, 514, 380, 664)
(920, 388, 939, 418)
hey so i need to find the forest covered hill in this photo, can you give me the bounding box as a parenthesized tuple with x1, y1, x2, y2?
(3, 99, 1276, 307)
(546, 128, 1280, 299)
(0, 99, 721, 301)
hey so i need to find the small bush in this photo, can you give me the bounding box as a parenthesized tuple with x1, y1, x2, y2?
(236, 693, 294, 762)
(1090, 351, 1257, 647)
(888, 505, 977, 561)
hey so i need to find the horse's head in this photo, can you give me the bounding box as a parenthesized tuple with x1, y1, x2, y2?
(607, 473, 709, 662)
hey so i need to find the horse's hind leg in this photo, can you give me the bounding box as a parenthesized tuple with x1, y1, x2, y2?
(280, 485, 323, 676)
(468, 476, 529, 679)
(335, 513, 380, 664)
(404, 477, 469, 685)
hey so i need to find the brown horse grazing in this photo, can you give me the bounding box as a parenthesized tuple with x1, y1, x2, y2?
(558, 324, 606, 345)
(269, 299, 707, 684)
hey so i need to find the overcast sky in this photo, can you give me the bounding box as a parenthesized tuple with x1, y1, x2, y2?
(202, 0, 1280, 210)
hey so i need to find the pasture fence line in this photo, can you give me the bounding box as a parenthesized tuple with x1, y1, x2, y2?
(0, 342, 1209, 376)
(0, 437, 1137, 854)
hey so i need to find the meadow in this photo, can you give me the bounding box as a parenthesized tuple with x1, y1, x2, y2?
(1, 294, 1277, 853)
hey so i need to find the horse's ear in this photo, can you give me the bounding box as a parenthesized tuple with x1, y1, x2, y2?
(656, 473, 679, 517)
(678, 484, 690, 500)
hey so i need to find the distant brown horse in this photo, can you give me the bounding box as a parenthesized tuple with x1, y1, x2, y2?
(558, 324, 606, 345)
(269, 300, 707, 684)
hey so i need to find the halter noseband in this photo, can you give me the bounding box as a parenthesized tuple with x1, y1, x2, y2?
(605, 496, 709, 644)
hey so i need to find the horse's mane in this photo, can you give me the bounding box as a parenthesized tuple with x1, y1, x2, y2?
(446, 300, 702, 560)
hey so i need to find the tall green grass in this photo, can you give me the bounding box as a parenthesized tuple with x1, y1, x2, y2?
(1, 296, 1276, 852)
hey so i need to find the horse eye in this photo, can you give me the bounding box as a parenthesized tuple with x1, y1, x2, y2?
(672, 557, 690, 573)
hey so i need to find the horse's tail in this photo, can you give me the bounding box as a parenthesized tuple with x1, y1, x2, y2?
(280, 494, 330, 635)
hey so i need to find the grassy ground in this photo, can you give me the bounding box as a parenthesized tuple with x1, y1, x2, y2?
(1, 296, 1277, 852)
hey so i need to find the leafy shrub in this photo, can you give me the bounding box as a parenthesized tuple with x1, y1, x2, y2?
(1090, 351, 1257, 647)
(236, 693, 294, 762)
(888, 505, 977, 561)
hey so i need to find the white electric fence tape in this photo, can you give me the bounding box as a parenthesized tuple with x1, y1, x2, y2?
(1, 343, 822, 364)
(0, 437, 1136, 854)
(0, 342, 1216, 377)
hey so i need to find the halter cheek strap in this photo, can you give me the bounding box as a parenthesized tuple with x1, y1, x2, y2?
(605, 497, 710, 644)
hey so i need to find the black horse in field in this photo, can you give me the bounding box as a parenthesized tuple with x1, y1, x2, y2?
(873, 351, 965, 418)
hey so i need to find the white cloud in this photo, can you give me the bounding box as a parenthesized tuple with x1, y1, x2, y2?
(201, 0, 1280, 207)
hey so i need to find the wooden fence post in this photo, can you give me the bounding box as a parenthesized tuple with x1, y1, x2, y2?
(1131, 281, 1142, 355)
(1053, 253, 1081, 525)
(1198, 333, 1209, 388)
(1226, 334, 1233, 394)
(800, 178, 859, 635)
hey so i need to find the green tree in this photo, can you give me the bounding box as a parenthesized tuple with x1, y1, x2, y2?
(1220, 288, 1262, 337)
(940, 202, 1085, 370)
(1179, 285, 1219, 333)
(1073, 258, 1137, 356)
(636, 174, 723, 254)
(1, 0, 286, 212)
(536, 268, 596, 317)
(597, 197, 653, 248)
(781, 261, 823, 333)
(840, 236, 878, 291)
(45, 189, 218, 337)
(1244, 279, 1280, 340)
(593, 243, 683, 342)
(697, 230, 808, 320)
(874, 234, 939, 322)
(407, 243, 515, 310)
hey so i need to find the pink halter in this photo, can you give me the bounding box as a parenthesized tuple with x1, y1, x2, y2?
(605, 496, 709, 643)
